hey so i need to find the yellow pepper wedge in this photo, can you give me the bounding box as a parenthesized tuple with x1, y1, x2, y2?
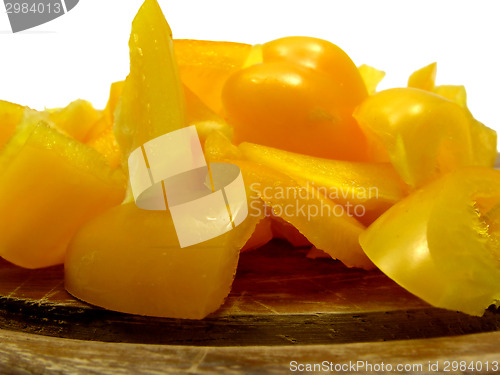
(65, 202, 260, 319)
(434, 85, 467, 108)
(223, 37, 369, 161)
(183, 84, 233, 144)
(49, 99, 101, 142)
(0, 120, 126, 268)
(86, 81, 126, 142)
(173, 39, 252, 115)
(114, 0, 186, 159)
(354, 87, 497, 188)
(358, 64, 386, 95)
(239, 160, 372, 269)
(407, 62, 437, 91)
(0, 100, 25, 150)
(204, 132, 374, 270)
(408, 63, 467, 108)
(360, 167, 500, 316)
(407, 63, 496, 169)
(85, 82, 126, 169)
(238, 141, 408, 225)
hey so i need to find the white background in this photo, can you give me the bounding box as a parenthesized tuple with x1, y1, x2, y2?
(0, 0, 499, 132)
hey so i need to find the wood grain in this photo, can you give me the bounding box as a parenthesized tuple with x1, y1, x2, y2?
(1, 328, 499, 374)
(1, 240, 499, 347)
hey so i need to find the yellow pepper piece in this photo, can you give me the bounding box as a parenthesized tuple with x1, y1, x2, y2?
(114, 0, 186, 159)
(242, 160, 372, 269)
(0, 100, 25, 150)
(241, 216, 273, 252)
(85, 82, 126, 169)
(408, 63, 468, 108)
(239, 141, 408, 225)
(469, 115, 497, 167)
(204, 133, 373, 270)
(0, 120, 125, 268)
(407, 62, 437, 91)
(86, 81, 126, 143)
(204, 129, 243, 162)
(65, 202, 260, 318)
(434, 85, 467, 108)
(271, 217, 311, 248)
(173, 39, 252, 115)
(360, 167, 500, 316)
(405, 64, 496, 169)
(242, 44, 263, 68)
(87, 126, 123, 169)
(354, 87, 496, 188)
(183, 84, 233, 145)
(358, 64, 386, 95)
(49, 99, 101, 142)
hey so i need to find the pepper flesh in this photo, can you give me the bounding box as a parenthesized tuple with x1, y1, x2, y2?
(354, 87, 496, 188)
(0, 120, 125, 268)
(223, 37, 369, 161)
(204, 131, 374, 270)
(238, 141, 408, 225)
(360, 167, 500, 316)
(114, 1, 186, 160)
(0, 100, 25, 150)
(173, 39, 252, 115)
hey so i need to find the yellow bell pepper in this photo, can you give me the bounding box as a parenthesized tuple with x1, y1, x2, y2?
(354, 87, 497, 188)
(238, 141, 408, 225)
(49, 99, 101, 142)
(222, 36, 369, 161)
(358, 64, 386, 95)
(173, 39, 252, 115)
(360, 167, 500, 316)
(0, 120, 125, 268)
(113, 0, 186, 160)
(0, 99, 25, 150)
(407, 62, 437, 92)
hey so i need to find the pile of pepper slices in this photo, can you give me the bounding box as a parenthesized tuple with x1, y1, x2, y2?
(1, 0, 499, 318)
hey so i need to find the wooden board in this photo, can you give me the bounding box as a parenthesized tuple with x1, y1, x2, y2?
(1, 240, 499, 347)
(1, 328, 500, 375)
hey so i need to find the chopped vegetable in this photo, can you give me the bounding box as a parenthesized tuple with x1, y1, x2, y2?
(0, 0, 498, 319)
(360, 167, 500, 316)
(222, 36, 369, 161)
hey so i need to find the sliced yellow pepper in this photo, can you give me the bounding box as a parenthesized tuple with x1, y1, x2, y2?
(407, 62, 437, 91)
(238, 141, 408, 225)
(49, 99, 101, 142)
(0, 120, 125, 268)
(360, 167, 500, 316)
(354, 87, 497, 188)
(114, 0, 186, 159)
(358, 64, 386, 95)
(0, 99, 25, 150)
(173, 39, 252, 115)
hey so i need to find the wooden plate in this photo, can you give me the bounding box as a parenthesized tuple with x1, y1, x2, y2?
(1, 240, 499, 347)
